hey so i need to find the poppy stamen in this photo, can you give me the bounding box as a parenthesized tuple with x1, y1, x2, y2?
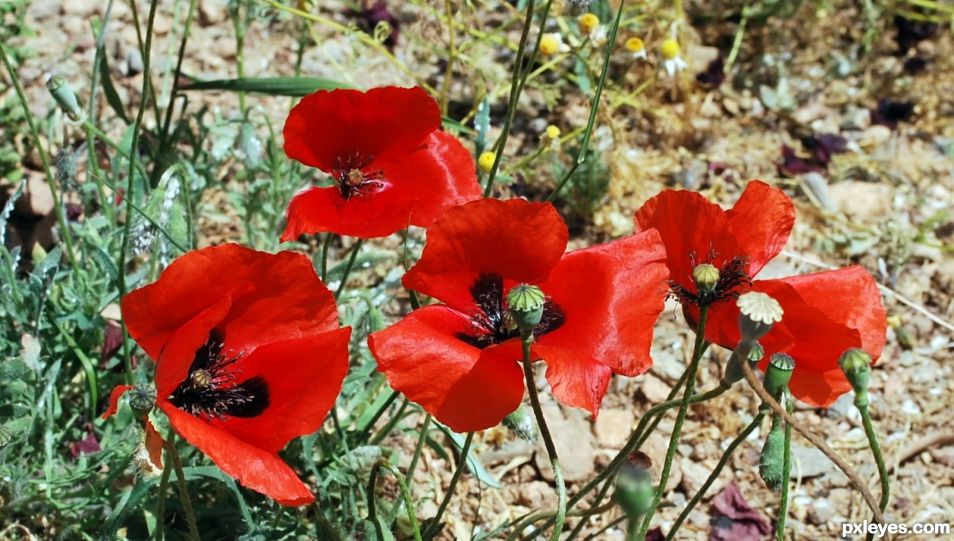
(669, 256, 752, 308)
(456, 273, 565, 348)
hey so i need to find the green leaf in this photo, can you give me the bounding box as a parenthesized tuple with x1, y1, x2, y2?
(180, 76, 353, 96)
(98, 48, 129, 123)
(435, 424, 501, 488)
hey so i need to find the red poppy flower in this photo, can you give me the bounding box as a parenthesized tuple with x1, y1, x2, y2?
(369, 198, 669, 432)
(103, 244, 351, 506)
(634, 180, 887, 407)
(281, 86, 480, 240)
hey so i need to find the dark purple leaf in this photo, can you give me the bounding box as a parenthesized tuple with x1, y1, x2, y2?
(696, 56, 725, 89)
(801, 133, 848, 166)
(69, 428, 101, 458)
(345, 0, 400, 50)
(100, 321, 123, 368)
(893, 15, 937, 54)
(709, 482, 771, 541)
(871, 98, 915, 128)
(903, 56, 927, 75)
(778, 145, 823, 176)
(646, 527, 664, 541)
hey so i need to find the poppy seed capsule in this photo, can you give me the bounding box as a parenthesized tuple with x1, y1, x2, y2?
(839, 348, 872, 407)
(748, 342, 765, 363)
(692, 263, 720, 291)
(506, 284, 546, 333)
(763, 353, 795, 400)
(737, 291, 783, 342)
(128, 386, 156, 418)
(759, 422, 786, 492)
(46, 75, 82, 120)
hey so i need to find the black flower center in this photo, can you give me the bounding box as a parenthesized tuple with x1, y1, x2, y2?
(456, 274, 565, 349)
(167, 329, 270, 420)
(670, 249, 752, 308)
(333, 153, 385, 199)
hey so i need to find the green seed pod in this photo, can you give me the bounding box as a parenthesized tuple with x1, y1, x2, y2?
(747, 342, 765, 363)
(128, 386, 156, 418)
(502, 405, 537, 442)
(46, 75, 82, 120)
(692, 263, 719, 291)
(839, 348, 872, 407)
(614, 462, 655, 518)
(506, 284, 545, 333)
(722, 341, 763, 386)
(763, 353, 795, 400)
(759, 421, 786, 492)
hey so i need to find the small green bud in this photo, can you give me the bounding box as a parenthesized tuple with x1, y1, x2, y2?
(763, 353, 795, 400)
(502, 405, 537, 442)
(723, 341, 764, 386)
(759, 422, 786, 492)
(692, 263, 720, 291)
(46, 75, 82, 120)
(737, 292, 783, 342)
(128, 386, 156, 418)
(614, 461, 654, 518)
(839, 348, 872, 407)
(506, 284, 545, 333)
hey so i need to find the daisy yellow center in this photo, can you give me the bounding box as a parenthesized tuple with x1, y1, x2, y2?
(539, 33, 561, 55)
(578, 13, 599, 34)
(478, 151, 496, 173)
(545, 125, 561, 139)
(625, 37, 644, 53)
(660, 39, 681, 60)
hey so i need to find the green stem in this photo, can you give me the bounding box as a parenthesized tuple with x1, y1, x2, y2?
(153, 453, 172, 541)
(334, 239, 363, 299)
(521, 333, 567, 541)
(860, 403, 889, 541)
(0, 45, 77, 266)
(424, 431, 475, 538)
(546, 0, 627, 203)
(166, 437, 200, 541)
(370, 397, 410, 445)
(367, 461, 423, 541)
(406, 414, 432, 485)
(724, 4, 749, 73)
(482, 0, 537, 196)
(505, 501, 617, 541)
(637, 306, 710, 539)
(777, 398, 793, 541)
(153, 0, 198, 185)
(666, 410, 766, 539)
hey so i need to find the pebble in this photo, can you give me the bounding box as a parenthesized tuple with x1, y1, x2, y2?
(828, 181, 893, 220)
(593, 409, 635, 449)
(535, 402, 596, 482)
(801, 172, 835, 211)
(640, 373, 673, 403)
(790, 445, 834, 479)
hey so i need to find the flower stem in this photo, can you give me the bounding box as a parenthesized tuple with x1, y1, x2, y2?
(153, 455, 172, 541)
(406, 413, 432, 485)
(666, 409, 766, 539)
(334, 238, 363, 299)
(368, 460, 423, 541)
(424, 431, 475, 538)
(776, 397, 793, 541)
(636, 306, 709, 539)
(859, 403, 890, 541)
(520, 332, 567, 540)
(165, 437, 200, 541)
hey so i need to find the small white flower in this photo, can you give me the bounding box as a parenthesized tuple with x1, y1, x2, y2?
(659, 38, 688, 76)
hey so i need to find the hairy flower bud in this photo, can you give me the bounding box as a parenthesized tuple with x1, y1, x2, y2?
(839, 348, 872, 407)
(759, 421, 786, 492)
(46, 75, 82, 120)
(502, 405, 537, 442)
(737, 292, 783, 342)
(506, 284, 546, 333)
(615, 460, 654, 518)
(763, 353, 795, 400)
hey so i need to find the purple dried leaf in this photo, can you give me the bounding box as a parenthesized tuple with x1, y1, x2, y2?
(708, 481, 771, 541)
(871, 98, 914, 129)
(778, 145, 823, 176)
(69, 428, 101, 458)
(696, 56, 726, 89)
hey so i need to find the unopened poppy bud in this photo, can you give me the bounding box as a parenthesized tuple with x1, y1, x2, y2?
(759, 421, 786, 492)
(615, 461, 654, 518)
(503, 405, 537, 442)
(763, 353, 795, 400)
(128, 386, 156, 418)
(506, 284, 546, 333)
(737, 292, 783, 342)
(839, 348, 872, 407)
(478, 151, 496, 173)
(692, 263, 720, 291)
(46, 75, 82, 120)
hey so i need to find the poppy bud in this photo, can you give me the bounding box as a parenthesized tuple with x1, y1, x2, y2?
(46, 75, 82, 120)
(839, 348, 872, 407)
(692, 263, 720, 292)
(615, 461, 654, 518)
(503, 405, 537, 442)
(128, 386, 156, 418)
(737, 292, 783, 342)
(763, 353, 795, 400)
(759, 421, 786, 492)
(507, 284, 546, 333)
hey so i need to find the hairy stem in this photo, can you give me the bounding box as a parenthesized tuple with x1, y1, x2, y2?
(776, 398, 793, 540)
(860, 403, 890, 541)
(166, 438, 200, 541)
(424, 431, 475, 538)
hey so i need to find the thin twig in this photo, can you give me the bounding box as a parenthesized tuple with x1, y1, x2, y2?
(424, 432, 475, 538)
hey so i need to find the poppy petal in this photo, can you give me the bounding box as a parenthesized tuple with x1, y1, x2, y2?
(534, 343, 612, 417)
(725, 180, 795, 277)
(283, 86, 440, 172)
(211, 327, 352, 453)
(101, 384, 133, 420)
(369, 306, 524, 432)
(159, 402, 315, 506)
(280, 131, 479, 240)
(634, 189, 742, 291)
(122, 244, 340, 363)
(153, 295, 234, 397)
(538, 229, 670, 377)
(404, 198, 569, 312)
(144, 418, 165, 470)
(778, 266, 886, 361)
